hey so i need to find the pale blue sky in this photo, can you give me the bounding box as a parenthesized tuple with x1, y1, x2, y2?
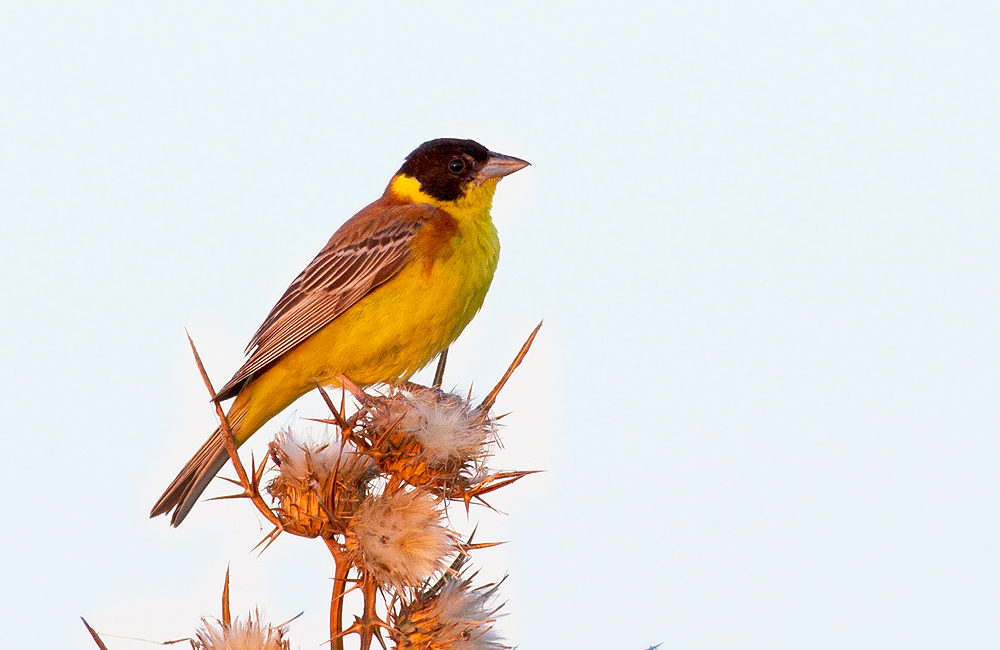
(2, 2, 999, 648)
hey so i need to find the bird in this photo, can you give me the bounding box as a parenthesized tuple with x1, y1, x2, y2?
(151, 138, 529, 526)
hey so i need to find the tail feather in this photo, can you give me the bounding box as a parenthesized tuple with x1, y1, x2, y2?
(150, 427, 232, 527)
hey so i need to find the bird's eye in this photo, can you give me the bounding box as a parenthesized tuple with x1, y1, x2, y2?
(448, 158, 465, 174)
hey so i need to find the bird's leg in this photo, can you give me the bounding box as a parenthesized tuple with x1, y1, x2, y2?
(432, 347, 449, 389)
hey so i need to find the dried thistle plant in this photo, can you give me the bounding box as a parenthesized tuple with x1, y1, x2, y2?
(194, 610, 289, 650)
(266, 428, 378, 538)
(344, 487, 458, 592)
(351, 385, 497, 492)
(167, 323, 543, 650)
(393, 572, 509, 650)
(188, 570, 294, 650)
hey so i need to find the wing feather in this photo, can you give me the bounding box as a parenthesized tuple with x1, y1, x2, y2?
(214, 203, 432, 401)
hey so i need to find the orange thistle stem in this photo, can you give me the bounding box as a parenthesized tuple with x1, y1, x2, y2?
(326, 539, 350, 650)
(81, 619, 109, 650)
(476, 321, 542, 417)
(186, 330, 283, 529)
(359, 574, 382, 650)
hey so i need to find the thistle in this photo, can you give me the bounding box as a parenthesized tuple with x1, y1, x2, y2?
(351, 385, 497, 492)
(87, 324, 545, 650)
(344, 487, 458, 592)
(266, 428, 377, 538)
(194, 610, 289, 650)
(393, 573, 508, 650)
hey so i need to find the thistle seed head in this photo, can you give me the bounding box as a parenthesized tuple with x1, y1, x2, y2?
(267, 427, 377, 538)
(394, 576, 507, 650)
(194, 609, 289, 650)
(345, 488, 456, 591)
(355, 387, 497, 489)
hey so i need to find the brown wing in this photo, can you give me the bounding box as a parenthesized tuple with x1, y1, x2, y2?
(214, 201, 435, 401)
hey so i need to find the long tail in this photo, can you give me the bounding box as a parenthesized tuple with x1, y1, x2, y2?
(150, 427, 231, 527)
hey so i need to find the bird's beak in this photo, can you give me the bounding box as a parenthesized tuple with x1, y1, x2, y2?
(476, 152, 530, 182)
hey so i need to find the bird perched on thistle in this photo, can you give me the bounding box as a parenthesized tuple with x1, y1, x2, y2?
(151, 138, 529, 526)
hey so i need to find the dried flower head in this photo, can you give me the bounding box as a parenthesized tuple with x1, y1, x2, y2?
(394, 575, 507, 650)
(353, 386, 497, 490)
(267, 427, 377, 538)
(345, 488, 456, 590)
(194, 609, 289, 650)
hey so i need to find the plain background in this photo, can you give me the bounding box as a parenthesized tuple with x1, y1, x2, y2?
(2, 2, 999, 648)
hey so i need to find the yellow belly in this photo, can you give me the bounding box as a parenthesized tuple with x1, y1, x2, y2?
(228, 216, 500, 445)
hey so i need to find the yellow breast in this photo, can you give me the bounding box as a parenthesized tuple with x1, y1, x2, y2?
(229, 174, 501, 442)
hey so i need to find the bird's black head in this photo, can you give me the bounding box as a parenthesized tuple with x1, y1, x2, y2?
(397, 138, 492, 202)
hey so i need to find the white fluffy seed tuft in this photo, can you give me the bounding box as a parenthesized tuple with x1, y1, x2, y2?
(269, 427, 373, 489)
(394, 576, 508, 650)
(430, 580, 507, 650)
(194, 609, 288, 650)
(347, 489, 455, 590)
(407, 391, 494, 466)
(267, 427, 378, 537)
